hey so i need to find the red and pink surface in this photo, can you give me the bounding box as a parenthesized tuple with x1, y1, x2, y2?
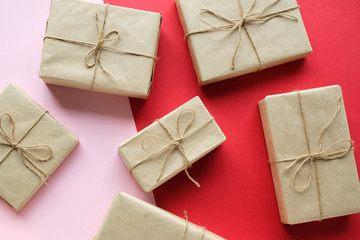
(1, 0, 360, 239)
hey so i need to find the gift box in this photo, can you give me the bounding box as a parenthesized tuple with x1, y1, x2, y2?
(0, 84, 78, 211)
(39, 0, 161, 99)
(175, 0, 312, 85)
(258, 85, 360, 224)
(94, 192, 225, 240)
(118, 96, 226, 192)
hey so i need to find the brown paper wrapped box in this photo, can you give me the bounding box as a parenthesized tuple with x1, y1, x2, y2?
(118, 96, 226, 192)
(258, 85, 360, 224)
(0, 84, 78, 211)
(94, 192, 226, 240)
(39, 0, 161, 99)
(175, 0, 312, 85)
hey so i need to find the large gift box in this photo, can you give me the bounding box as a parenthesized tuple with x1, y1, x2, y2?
(175, 0, 312, 85)
(39, 0, 161, 99)
(0, 84, 79, 211)
(94, 192, 226, 240)
(258, 85, 360, 224)
(118, 96, 226, 192)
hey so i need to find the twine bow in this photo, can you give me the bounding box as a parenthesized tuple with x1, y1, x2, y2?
(45, 4, 157, 90)
(84, 13, 120, 83)
(185, 0, 299, 69)
(130, 109, 215, 188)
(274, 92, 353, 220)
(180, 210, 206, 240)
(0, 112, 53, 183)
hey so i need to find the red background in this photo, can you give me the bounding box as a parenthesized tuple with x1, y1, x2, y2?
(106, 0, 360, 239)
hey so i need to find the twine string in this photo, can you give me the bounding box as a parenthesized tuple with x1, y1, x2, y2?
(180, 211, 206, 240)
(0, 112, 53, 184)
(130, 109, 215, 187)
(185, 0, 298, 69)
(44, 4, 157, 90)
(273, 91, 353, 220)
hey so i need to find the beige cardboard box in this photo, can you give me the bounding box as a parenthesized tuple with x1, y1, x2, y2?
(258, 85, 360, 224)
(39, 0, 161, 99)
(119, 96, 226, 192)
(94, 192, 226, 240)
(176, 0, 312, 85)
(0, 84, 78, 211)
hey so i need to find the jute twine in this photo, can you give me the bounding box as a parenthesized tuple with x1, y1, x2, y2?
(44, 4, 157, 90)
(270, 91, 353, 220)
(130, 109, 215, 188)
(185, 0, 299, 70)
(180, 211, 206, 240)
(0, 112, 53, 184)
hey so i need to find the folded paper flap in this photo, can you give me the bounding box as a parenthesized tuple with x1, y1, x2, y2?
(95, 192, 225, 240)
(119, 96, 226, 191)
(0, 84, 79, 210)
(264, 85, 360, 223)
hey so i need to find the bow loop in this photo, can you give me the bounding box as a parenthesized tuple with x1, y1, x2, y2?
(0, 113, 16, 145)
(17, 145, 53, 162)
(317, 139, 353, 161)
(141, 134, 173, 155)
(176, 109, 195, 139)
(290, 156, 313, 192)
(198, 9, 240, 31)
(102, 30, 120, 42)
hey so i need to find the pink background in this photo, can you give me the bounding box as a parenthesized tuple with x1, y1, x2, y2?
(0, 1, 154, 239)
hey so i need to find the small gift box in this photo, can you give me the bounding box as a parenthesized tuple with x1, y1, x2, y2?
(94, 192, 226, 240)
(0, 84, 79, 211)
(39, 0, 161, 99)
(175, 0, 312, 85)
(258, 85, 360, 224)
(118, 96, 226, 192)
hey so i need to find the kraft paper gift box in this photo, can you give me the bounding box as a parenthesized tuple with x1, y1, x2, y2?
(39, 0, 161, 99)
(118, 96, 226, 192)
(175, 0, 312, 85)
(258, 85, 360, 224)
(94, 192, 226, 240)
(0, 84, 78, 211)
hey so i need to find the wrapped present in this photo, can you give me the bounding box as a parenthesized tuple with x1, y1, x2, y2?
(258, 85, 360, 224)
(175, 0, 312, 85)
(118, 96, 226, 192)
(94, 192, 226, 240)
(39, 0, 161, 99)
(0, 84, 79, 211)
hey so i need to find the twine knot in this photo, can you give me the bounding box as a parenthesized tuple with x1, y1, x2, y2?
(130, 109, 215, 188)
(10, 142, 18, 149)
(273, 92, 353, 220)
(0, 112, 53, 184)
(185, 0, 299, 70)
(172, 137, 183, 147)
